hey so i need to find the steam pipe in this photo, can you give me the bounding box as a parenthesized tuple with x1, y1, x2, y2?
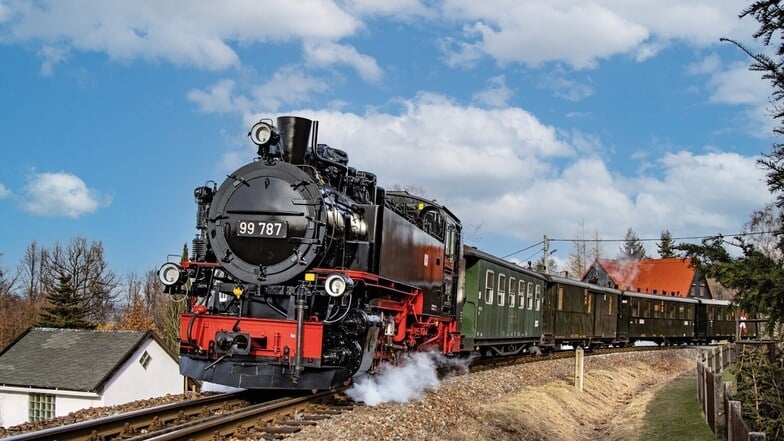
(292, 288, 307, 383)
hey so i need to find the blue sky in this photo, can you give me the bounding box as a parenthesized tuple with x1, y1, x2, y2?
(0, 0, 777, 279)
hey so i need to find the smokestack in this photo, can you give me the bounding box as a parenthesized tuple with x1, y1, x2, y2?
(277, 116, 312, 164)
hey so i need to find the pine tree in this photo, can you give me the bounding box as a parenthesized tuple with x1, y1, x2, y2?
(618, 228, 647, 260)
(38, 274, 92, 329)
(657, 230, 677, 258)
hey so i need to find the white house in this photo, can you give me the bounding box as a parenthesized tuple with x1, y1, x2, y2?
(0, 327, 183, 428)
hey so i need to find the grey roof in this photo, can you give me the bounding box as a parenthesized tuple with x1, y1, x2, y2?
(0, 328, 159, 392)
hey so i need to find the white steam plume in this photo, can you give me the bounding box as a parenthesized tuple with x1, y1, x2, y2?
(346, 351, 470, 406)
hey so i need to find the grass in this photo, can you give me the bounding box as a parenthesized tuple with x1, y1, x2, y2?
(636, 373, 716, 441)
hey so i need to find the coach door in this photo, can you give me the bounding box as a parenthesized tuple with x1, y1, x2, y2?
(695, 303, 707, 340)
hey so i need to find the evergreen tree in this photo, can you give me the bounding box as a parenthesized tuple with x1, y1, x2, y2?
(618, 228, 647, 260)
(38, 274, 92, 329)
(657, 230, 677, 258)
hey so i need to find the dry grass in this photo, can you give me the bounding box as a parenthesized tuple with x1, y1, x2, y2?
(449, 352, 694, 441)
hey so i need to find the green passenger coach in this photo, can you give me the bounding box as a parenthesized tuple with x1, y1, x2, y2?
(458, 246, 548, 356)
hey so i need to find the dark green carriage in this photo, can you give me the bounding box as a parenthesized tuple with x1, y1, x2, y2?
(458, 247, 547, 355)
(618, 292, 698, 344)
(697, 299, 737, 342)
(542, 276, 621, 348)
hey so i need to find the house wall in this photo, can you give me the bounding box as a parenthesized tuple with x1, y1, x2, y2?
(0, 390, 27, 427)
(100, 339, 183, 406)
(0, 388, 100, 427)
(0, 338, 182, 428)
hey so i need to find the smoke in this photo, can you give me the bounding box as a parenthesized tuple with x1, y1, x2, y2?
(345, 351, 470, 406)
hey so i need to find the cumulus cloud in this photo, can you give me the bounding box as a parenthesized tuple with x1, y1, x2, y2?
(2, 0, 360, 72)
(267, 98, 773, 254)
(22, 172, 107, 218)
(439, 1, 757, 69)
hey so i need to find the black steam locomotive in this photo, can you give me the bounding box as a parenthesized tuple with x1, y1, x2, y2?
(159, 116, 463, 390)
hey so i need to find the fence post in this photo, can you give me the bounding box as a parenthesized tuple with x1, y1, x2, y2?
(713, 374, 726, 436)
(574, 347, 584, 392)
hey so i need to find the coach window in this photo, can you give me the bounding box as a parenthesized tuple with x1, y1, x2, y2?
(678, 305, 685, 319)
(607, 296, 613, 315)
(518, 280, 526, 309)
(632, 298, 640, 317)
(484, 270, 494, 304)
(527, 282, 534, 310)
(535, 284, 542, 311)
(509, 277, 516, 308)
(498, 274, 506, 306)
(583, 291, 592, 313)
(557, 286, 564, 311)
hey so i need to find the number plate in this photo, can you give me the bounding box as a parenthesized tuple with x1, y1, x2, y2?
(236, 220, 287, 238)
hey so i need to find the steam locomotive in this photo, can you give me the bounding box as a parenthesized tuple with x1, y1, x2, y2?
(159, 116, 463, 390)
(160, 115, 748, 391)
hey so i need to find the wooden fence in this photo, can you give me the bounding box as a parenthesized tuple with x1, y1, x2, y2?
(696, 341, 779, 441)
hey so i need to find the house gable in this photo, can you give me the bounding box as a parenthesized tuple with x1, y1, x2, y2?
(582, 258, 711, 298)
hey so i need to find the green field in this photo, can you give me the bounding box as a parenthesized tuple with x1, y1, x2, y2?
(636, 373, 715, 441)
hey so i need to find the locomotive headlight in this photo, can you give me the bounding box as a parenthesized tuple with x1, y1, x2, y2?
(158, 262, 184, 286)
(249, 120, 273, 145)
(325, 274, 354, 297)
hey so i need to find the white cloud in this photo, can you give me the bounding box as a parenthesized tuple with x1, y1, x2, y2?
(303, 40, 383, 83)
(3, 0, 360, 71)
(688, 58, 775, 137)
(264, 99, 772, 257)
(441, 1, 649, 69)
(439, 1, 758, 70)
(0, 183, 10, 199)
(22, 172, 107, 218)
(188, 68, 329, 118)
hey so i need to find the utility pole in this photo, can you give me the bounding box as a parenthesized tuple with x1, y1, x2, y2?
(543, 234, 549, 274)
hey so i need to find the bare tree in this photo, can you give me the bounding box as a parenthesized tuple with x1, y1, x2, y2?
(566, 223, 603, 278)
(41, 237, 118, 325)
(144, 268, 184, 352)
(0, 252, 18, 298)
(743, 203, 783, 261)
(17, 242, 46, 301)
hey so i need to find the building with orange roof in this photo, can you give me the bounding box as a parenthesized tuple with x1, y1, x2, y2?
(581, 258, 712, 298)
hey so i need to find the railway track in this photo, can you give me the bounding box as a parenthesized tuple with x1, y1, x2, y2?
(3, 389, 352, 441)
(3, 345, 695, 441)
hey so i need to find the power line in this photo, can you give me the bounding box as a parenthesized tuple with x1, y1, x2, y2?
(549, 230, 779, 243)
(501, 241, 543, 259)
(501, 230, 779, 260)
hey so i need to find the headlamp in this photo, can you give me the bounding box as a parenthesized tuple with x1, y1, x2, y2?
(325, 273, 354, 297)
(158, 262, 184, 286)
(249, 121, 273, 145)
